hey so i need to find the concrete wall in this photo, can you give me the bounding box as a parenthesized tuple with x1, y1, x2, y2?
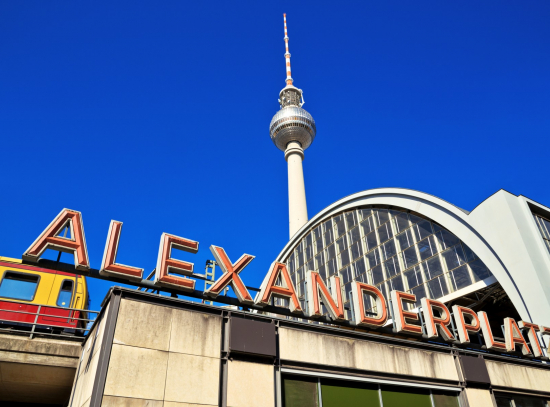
(279, 327, 459, 382)
(68, 291, 550, 407)
(70, 302, 110, 407)
(227, 360, 274, 407)
(102, 298, 222, 406)
(486, 359, 550, 393)
(0, 332, 81, 404)
(464, 388, 495, 407)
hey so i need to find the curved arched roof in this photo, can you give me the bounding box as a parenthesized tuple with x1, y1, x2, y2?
(275, 187, 533, 323)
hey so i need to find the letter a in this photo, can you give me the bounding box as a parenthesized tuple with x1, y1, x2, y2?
(255, 262, 303, 314)
(23, 208, 90, 270)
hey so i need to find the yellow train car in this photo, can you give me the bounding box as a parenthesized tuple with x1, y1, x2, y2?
(0, 256, 89, 332)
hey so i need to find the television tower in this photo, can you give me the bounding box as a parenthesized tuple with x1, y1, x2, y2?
(270, 14, 317, 238)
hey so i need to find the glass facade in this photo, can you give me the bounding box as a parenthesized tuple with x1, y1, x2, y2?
(533, 214, 550, 254)
(283, 375, 460, 407)
(282, 206, 493, 320)
(495, 393, 550, 407)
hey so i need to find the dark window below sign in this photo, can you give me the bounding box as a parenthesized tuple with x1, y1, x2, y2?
(229, 317, 276, 357)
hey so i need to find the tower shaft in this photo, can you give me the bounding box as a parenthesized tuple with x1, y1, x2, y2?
(270, 14, 316, 238)
(285, 142, 308, 238)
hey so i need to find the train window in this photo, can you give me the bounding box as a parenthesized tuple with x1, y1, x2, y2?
(0, 271, 40, 301)
(57, 280, 73, 307)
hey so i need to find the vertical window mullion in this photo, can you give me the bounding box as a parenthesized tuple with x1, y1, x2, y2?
(317, 377, 323, 407)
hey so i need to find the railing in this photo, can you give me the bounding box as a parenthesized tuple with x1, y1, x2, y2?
(0, 298, 99, 339)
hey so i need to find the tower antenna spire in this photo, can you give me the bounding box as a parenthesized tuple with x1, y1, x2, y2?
(283, 13, 293, 86)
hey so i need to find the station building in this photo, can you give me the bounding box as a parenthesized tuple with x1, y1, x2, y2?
(65, 187, 550, 407)
(3, 14, 550, 407)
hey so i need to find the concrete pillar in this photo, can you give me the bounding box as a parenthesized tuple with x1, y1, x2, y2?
(285, 141, 308, 238)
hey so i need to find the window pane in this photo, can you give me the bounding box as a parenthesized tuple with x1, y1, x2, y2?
(411, 285, 427, 306)
(381, 386, 431, 407)
(394, 212, 410, 232)
(427, 277, 444, 299)
(425, 257, 444, 279)
(377, 209, 389, 225)
(321, 380, 380, 407)
(389, 275, 404, 292)
(378, 223, 393, 243)
(495, 396, 513, 407)
(350, 226, 361, 244)
(366, 249, 380, 269)
(432, 391, 460, 407)
(0, 272, 39, 301)
(334, 215, 346, 237)
(359, 208, 372, 221)
(384, 257, 400, 278)
(442, 247, 461, 270)
(513, 395, 548, 407)
(361, 216, 375, 235)
(452, 265, 472, 290)
(57, 280, 73, 307)
(365, 231, 378, 251)
(350, 241, 363, 260)
(416, 220, 433, 240)
(418, 236, 436, 261)
(283, 376, 318, 407)
(372, 265, 384, 285)
(353, 258, 366, 277)
(405, 266, 423, 289)
(403, 246, 419, 269)
(469, 259, 492, 282)
(439, 229, 460, 249)
(397, 229, 414, 249)
(383, 240, 397, 259)
(345, 211, 357, 229)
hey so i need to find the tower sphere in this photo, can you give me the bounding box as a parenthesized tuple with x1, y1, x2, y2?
(269, 87, 316, 152)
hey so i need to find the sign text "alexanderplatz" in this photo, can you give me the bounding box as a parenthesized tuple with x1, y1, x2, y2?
(22, 209, 550, 358)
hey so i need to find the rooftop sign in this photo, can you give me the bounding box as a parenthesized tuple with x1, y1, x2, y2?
(22, 208, 550, 358)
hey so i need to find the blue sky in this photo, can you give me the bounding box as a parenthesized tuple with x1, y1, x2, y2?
(1, 1, 549, 310)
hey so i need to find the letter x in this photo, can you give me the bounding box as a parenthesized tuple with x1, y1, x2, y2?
(206, 245, 254, 304)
